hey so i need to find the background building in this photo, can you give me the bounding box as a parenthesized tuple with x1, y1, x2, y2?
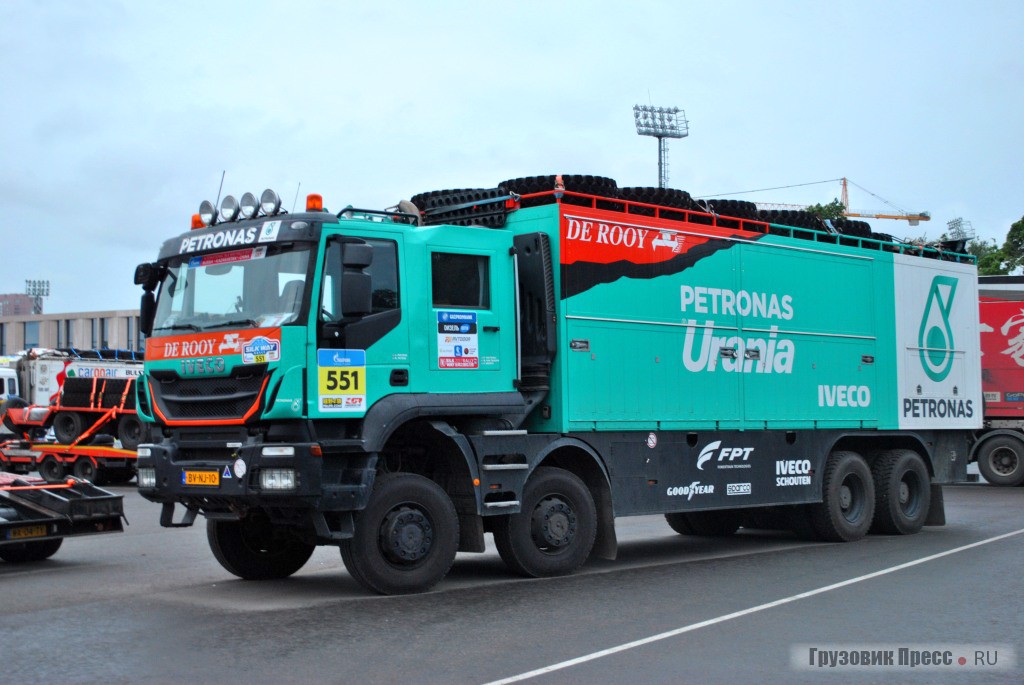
(0, 294, 38, 317)
(0, 309, 143, 355)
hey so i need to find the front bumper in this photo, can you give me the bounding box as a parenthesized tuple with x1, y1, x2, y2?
(136, 438, 376, 518)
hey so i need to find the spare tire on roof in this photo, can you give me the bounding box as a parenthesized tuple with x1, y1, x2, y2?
(499, 175, 618, 208)
(619, 187, 693, 216)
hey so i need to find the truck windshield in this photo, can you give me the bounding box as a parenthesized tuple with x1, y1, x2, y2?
(151, 246, 312, 333)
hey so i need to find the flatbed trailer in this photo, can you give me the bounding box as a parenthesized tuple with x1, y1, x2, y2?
(0, 471, 124, 563)
(0, 439, 137, 485)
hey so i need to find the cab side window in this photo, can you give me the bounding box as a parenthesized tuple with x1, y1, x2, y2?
(431, 253, 490, 309)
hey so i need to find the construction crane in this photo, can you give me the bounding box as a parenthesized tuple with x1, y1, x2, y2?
(706, 177, 931, 225)
(838, 177, 930, 225)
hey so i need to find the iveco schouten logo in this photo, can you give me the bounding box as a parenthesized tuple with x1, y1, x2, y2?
(918, 275, 958, 382)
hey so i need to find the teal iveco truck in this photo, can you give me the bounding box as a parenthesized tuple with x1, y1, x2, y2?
(133, 177, 981, 594)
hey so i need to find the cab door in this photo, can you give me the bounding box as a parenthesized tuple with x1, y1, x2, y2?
(310, 233, 408, 417)
(425, 237, 516, 394)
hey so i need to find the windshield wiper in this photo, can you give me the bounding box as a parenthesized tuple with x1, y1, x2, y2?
(203, 318, 260, 330)
(153, 323, 201, 332)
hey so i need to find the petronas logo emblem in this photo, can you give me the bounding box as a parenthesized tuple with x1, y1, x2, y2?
(918, 276, 958, 382)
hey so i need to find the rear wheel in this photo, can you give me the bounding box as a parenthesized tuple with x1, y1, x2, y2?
(870, 450, 931, 535)
(73, 457, 97, 482)
(976, 436, 1024, 487)
(38, 456, 65, 483)
(681, 510, 742, 536)
(492, 467, 596, 578)
(0, 538, 63, 563)
(53, 412, 84, 445)
(207, 516, 315, 580)
(117, 415, 147, 451)
(339, 473, 459, 595)
(809, 451, 875, 542)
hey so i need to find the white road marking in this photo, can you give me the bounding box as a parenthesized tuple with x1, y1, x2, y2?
(483, 528, 1024, 685)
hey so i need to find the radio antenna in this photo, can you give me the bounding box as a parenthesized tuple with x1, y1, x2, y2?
(214, 170, 226, 207)
(292, 182, 302, 212)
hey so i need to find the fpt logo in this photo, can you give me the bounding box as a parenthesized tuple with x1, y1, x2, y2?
(918, 275, 958, 382)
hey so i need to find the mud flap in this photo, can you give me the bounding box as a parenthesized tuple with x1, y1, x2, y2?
(924, 483, 946, 526)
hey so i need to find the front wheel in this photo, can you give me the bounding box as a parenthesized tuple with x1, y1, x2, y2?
(207, 516, 315, 580)
(809, 451, 875, 542)
(340, 472, 459, 595)
(492, 467, 597, 578)
(977, 436, 1024, 487)
(0, 538, 63, 563)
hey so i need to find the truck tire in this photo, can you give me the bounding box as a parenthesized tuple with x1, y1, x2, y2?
(53, 412, 84, 445)
(870, 450, 931, 535)
(499, 175, 618, 208)
(683, 510, 743, 536)
(664, 510, 742, 536)
(117, 415, 148, 451)
(339, 472, 459, 595)
(39, 456, 65, 483)
(664, 512, 694, 535)
(0, 538, 63, 563)
(207, 516, 315, 580)
(1, 397, 29, 434)
(492, 467, 597, 578)
(73, 457, 97, 482)
(808, 451, 875, 542)
(976, 435, 1024, 487)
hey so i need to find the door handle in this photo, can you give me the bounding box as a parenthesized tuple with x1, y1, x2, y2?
(483, 326, 500, 332)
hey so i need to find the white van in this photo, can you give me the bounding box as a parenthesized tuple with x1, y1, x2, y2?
(0, 367, 18, 401)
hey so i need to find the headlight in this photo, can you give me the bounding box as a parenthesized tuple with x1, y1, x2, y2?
(220, 195, 240, 222)
(260, 469, 296, 490)
(137, 467, 156, 488)
(240, 192, 259, 219)
(261, 446, 295, 457)
(198, 200, 216, 226)
(260, 188, 281, 216)
(136, 446, 152, 457)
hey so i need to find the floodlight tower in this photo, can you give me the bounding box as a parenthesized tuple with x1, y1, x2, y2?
(25, 279, 50, 315)
(633, 105, 689, 188)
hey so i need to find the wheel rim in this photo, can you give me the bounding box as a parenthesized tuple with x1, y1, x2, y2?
(41, 459, 62, 480)
(838, 474, 865, 523)
(379, 505, 433, 565)
(530, 495, 577, 552)
(76, 460, 95, 480)
(898, 471, 922, 517)
(991, 447, 1020, 477)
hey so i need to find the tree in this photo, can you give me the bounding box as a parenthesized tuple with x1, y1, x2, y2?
(968, 238, 1010, 276)
(1001, 216, 1024, 273)
(805, 198, 846, 220)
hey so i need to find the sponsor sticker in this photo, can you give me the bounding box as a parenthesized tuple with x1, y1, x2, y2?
(437, 311, 479, 369)
(317, 349, 366, 413)
(727, 483, 752, 496)
(242, 336, 281, 364)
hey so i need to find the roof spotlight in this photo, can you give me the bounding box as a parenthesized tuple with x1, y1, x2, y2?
(239, 192, 259, 219)
(220, 195, 240, 222)
(260, 189, 282, 216)
(198, 200, 217, 226)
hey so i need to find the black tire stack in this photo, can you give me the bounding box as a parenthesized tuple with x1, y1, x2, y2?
(409, 188, 508, 228)
(498, 175, 619, 208)
(619, 187, 693, 220)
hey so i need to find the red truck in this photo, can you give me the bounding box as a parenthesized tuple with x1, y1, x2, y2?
(975, 275, 1024, 486)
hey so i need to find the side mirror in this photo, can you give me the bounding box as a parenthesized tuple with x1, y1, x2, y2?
(140, 291, 156, 337)
(342, 243, 373, 269)
(134, 262, 162, 291)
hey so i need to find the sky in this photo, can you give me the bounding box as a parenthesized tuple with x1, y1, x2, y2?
(2, 0, 1022, 314)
